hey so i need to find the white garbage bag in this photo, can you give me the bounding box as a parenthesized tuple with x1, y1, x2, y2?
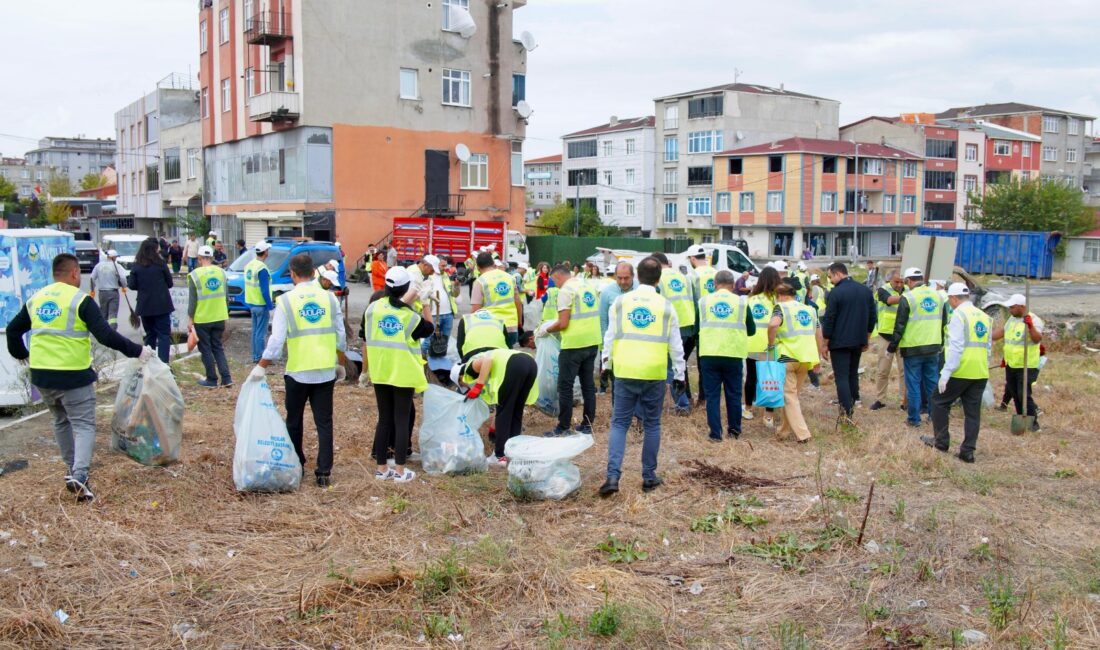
(982, 381, 994, 409)
(534, 336, 582, 418)
(111, 358, 184, 466)
(505, 434, 593, 500)
(233, 379, 302, 492)
(418, 385, 490, 475)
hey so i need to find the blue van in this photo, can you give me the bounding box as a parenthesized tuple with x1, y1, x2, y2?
(224, 238, 347, 313)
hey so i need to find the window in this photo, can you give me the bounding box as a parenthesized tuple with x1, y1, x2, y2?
(35, 171, 44, 181)
(664, 202, 678, 224)
(218, 8, 229, 44)
(766, 191, 783, 212)
(1043, 116, 1059, 133)
(146, 163, 159, 191)
(602, 200, 613, 216)
(1042, 146, 1058, 162)
(963, 175, 977, 193)
(20, 185, 30, 195)
(163, 148, 181, 182)
(201, 88, 209, 118)
(687, 166, 712, 186)
(244, 0, 252, 24)
(717, 192, 731, 212)
(1069, 118, 1080, 136)
(602, 141, 613, 157)
(902, 195, 916, 213)
(244, 67, 254, 97)
(625, 138, 636, 155)
(903, 161, 917, 178)
(100, 217, 136, 231)
(442, 0, 470, 30)
(993, 140, 1011, 156)
(822, 156, 837, 174)
(1084, 240, 1100, 263)
(511, 141, 523, 187)
(964, 143, 978, 162)
(664, 104, 679, 130)
(925, 138, 957, 159)
(511, 73, 525, 107)
(924, 171, 955, 190)
(603, 170, 613, 186)
(568, 139, 597, 159)
(568, 168, 597, 186)
(442, 69, 471, 106)
(663, 169, 678, 194)
(739, 192, 754, 212)
(861, 158, 884, 175)
(924, 202, 954, 222)
(1021, 170, 1030, 182)
(821, 192, 837, 212)
(461, 153, 488, 189)
(625, 168, 636, 185)
(687, 196, 711, 216)
(221, 78, 231, 112)
(625, 199, 636, 217)
(399, 68, 419, 99)
(200, 20, 208, 53)
(687, 130, 723, 153)
(187, 148, 200, 179)
(883, 194, 895, 213)
(1022, 142, 1031, 157)
(1067, 148, 1078, 163)
(768, 155, 783, 173)
(728, 158, 743, 175)
(664, 136, 678, 162)
(688, 95, 723, 119)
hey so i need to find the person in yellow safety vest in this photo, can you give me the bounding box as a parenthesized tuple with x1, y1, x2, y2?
(923, 283, 992, 463)
(744, 270, 781, 424)
(408, 255, 454, 356)
(463, 254, 478, 299)
(652, 252, 695, 414)
(457, 309, 508, 363)
(685, 245, 719, 299)
(189, 246, 232, 388)
(767, 282, 825, 443)
(450, 345, 539, 467)
(789, 260, 810, 303)
(250, 253, 347, 488)
(5, 254, 151, 503)
(697, 270, 756, 442)
(541, 275, 562, 325)
(992, 293, 1044, 432)
(869, 269, 907, 412)
(244, 241, 275, 364)
(536, 264, 601, 436)
(471, 251, 523, 348)
(808, 274, 827, 314)
(599, 256, 686, 497)
(362, 266, 435, 483)
(888, 267, 948, 428)
(521, 262, 538, 303)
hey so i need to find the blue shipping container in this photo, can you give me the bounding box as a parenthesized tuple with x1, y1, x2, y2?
(916, 228, 1061, 279)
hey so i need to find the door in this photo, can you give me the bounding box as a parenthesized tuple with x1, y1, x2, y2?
(424, 150, 450, 214)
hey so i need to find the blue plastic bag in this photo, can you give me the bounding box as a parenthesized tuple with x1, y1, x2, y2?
(754, 355, 786, 409)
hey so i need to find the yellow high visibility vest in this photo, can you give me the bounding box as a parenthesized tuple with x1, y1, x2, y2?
(541, 286, 560, 322)
(899, 284, 944, 349)
(952, 302, 992, 380)
(776, 300, 820, 366)
(877, 286, 901, 334)
(244, 259, 268, 306)
(1002, 313, 1040, 369)
(279, 284, 339, 374)
(611, 290, 671, 381)
(479, 349, 539, 406)
(461, 310, 506, 358)
(27, 282, 91, 371)
(522, 271, 538, 295)
(477, 269, 518, 328)
(658, 268, 694, 328)
(364, 299, 427, 392)
(746, 294, 775, 355)
(559, 278, 601, 350)
(694, 265, 718, 297)
(698, 290, 748, 358)
(190, 265, 229, 324)
(440, 273, 459, 316)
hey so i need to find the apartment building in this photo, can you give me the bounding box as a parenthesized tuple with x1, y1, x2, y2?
(561, 116, 655, 234)
(1084, 138, 1100, 207)
(653, 82, 840, 241)
(713, 137, 924, 259)
(25, 137, 115, 184)
(114, 75, 203, 238)
(0, 157, 54, 200)
(936, 103, 1094, 188)
(523, 153, 561, 221)
(199, 0, 530, 255)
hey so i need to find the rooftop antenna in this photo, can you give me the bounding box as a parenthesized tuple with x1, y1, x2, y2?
(733, 68, 743, 84)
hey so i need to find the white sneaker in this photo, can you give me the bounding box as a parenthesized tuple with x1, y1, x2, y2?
(742, 408, 755, 421)
(393, 469, 417, 483)
(764, 415, 775, 428)
(486, 455, 509, 468)
(374, 469, 396, 481)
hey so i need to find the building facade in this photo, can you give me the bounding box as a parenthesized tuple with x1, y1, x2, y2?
(0, 157, 54, 200)
(1084, 137, 1100, 207)
(25, 137, 115, 184)
(523, 153, 561, 221)
(199, 0, 529, 257)
(653, 82, 840, 242)
(713, 137, 924, 260)
(561, 117, 655, 234)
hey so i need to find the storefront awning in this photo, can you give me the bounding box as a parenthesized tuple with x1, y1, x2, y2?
(236, 211, 302, 223)
(168, 195, 196, 208)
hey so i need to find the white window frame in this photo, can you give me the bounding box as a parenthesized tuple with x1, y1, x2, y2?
(664, 104, 679, 130)
(187, 148, 200, 179)
(511, 141, 523, 187)
(625, 138, 636, 155)
(687, 130, 722, 154)
(687, 196, 711, 216)
(442, 0, 471, 31)
(1042, 146, 1058, 162)
(602, 140, 613, 157)
(663, 202, 677, 224)
(1067, 148, 1078, 163)
(993, 140, 1010, 156)
(200, 20, 208, 53)
(963, 175, 977, 193)
(201, 87, 209, 119)
(625, 168, 636, 185)
(664, 136, 678, 162)
(903, 161, 917, 178)
(739, 192, 754, 212)
(399, 68, 419, 100)
(603, 199, 613, 216)
(663, 169, 678, 194)
(766, 191, 783, 212)
(861, 158, 884, 175)
(821, 192, 837, 212)
(964, 143, 978, 162)
(883, 194, 895, 213)
(244, 67, 254, 97)
(625, 199, 636, 217)
(716, 192, 731, 213)
(1068, 118, 1080, 136)
(221, 78, 231, 113)
(219, 8, 229, 44)
(1022, 142, 1032, 157)
(442, 68, 471, 107)
(902, 195, 916, 213)
(460, 153, 488, 189)
(603, 170, 613, 186)
(1084, 240, 1100, 263)
(1043, 116, 1059, 133)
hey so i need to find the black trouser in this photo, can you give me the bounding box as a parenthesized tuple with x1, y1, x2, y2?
(558, 344, 597, 430)
(744, 358, 757, 406)
(830, 346, 863, 415)
(1004, 366, 1039, 418)
(931, 377, 985, 456)
(681, 333, 698, 402)
(285, 377, 335, 477)
(372, 383, 417, 467)
(195, 321, 231, 383)
(495, 353, 538, 457)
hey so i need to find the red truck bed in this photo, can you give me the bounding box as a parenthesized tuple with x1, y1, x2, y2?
(391, 218, 506, 263)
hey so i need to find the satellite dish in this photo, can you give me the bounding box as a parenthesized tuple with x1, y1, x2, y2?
(515, 101, 533, 119)
(735, 131, 745, 141)
(455, 143, 471, 162)
(449, 6, 477, 38)
(520, 31, 538, 51)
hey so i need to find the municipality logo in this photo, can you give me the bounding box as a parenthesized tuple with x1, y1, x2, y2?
(711, 301, 733, 319)
(795, 310, 813, 327)
(494, 281, 510, 297)
(476, 311, 493, 320)
(582, 291, 596, 308)
(270, 448, 284, 462)
(298, 301, 326, 324)
(628, 307, 657, 329)
(920, 297, 937, 313)
(705, 279, 715, 293)
(205, 276, 222, 292)
(28, 243, 40, 261)
(246, 269, 253, 281)
(378, 315, 404, 337)
(751, 303, 768, 320)
(35, 301, 62, 323)
(975, 322, 988, 339)
(669, 278, 684, 292)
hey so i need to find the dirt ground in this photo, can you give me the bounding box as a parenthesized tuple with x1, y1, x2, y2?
(1, 312, 1100, 649)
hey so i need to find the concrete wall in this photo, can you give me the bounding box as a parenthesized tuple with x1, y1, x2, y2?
(1061, 238, 1100, 274)
(956, 129, 985, 227)
(524, 161, 561, 212)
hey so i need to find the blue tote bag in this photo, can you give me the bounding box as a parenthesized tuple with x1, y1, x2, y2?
(754, 350, 786, 409)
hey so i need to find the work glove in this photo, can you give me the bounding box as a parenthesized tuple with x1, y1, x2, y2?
(358, 371, 372, 388)
(120, 287, 127, 294)
(247, 365, 266, 383)
(1023, 315, 1034, 328)
(89, 290, 95, 298)
(464, 383, 484, 401)
(938, 374, 949, 395)
(335, 365, 347, 382)
(886, 343, 898, 355)
(138, 346, 156, 362)
(671, 379, 686, 394)
(535, 322, 553, 339)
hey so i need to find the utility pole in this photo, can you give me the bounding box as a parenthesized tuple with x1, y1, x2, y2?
(574, 183, 580, 237)
(852, 142, 860, 266)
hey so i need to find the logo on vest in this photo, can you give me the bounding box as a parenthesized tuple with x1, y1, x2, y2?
(205, 276, 222, 292)
(494, 281, 510, 297)
(920, 297, 937, 313)
(246, 269, 253, 281)
(582, 291, 596, 308)
(628, 307, 657, 329)
(705, 279, 715, 293)
(974, 321, 988, 339)
(378, 315, 404, 337)
(710, 301, 733, 319)
(298, 301, 326, 324)
(795, 310, 813, 327)
(35, 301, 62, 324)
(668, 278, 684, 292)
(751, 303, 769, 320)
(476, 311, 493, 320)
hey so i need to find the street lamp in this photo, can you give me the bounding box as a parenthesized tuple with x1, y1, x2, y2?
(852, 140, 860, 266)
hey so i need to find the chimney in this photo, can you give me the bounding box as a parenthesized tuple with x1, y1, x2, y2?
(609, 116, 619, 127)
(779, 83, 784, 92)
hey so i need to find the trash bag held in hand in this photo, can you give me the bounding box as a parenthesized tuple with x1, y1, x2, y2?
(233, 379, 302, 492)
(419, 384, 490, 476)
(111, 357, 185, 465)
(504, 434, 593, 500)
(534, 336, 582, 417)
(754, 351, 786, 409)
(981, 381, 994, 409)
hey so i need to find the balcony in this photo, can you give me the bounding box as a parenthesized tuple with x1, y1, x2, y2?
(245, 11, 291, 45)
(248, 91, 300, 123)
(423, 194, 466, 218)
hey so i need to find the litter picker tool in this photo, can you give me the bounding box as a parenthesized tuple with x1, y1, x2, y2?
(1010, 281, 1035, 435)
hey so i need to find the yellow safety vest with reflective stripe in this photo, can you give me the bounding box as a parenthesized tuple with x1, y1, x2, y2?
(810, 285, 826, 315)
(522, 271, 538, 296)
(952, 302, 992, 380)
(244, 259, 268, 306)
(477, 269, 518, 328)
(461, 310, 506, 358)
(698, 290, 748, 358)
(27, 282, 91, 371)
(776, 301, 820, 366)
(610, 290, 671, 381)
(541, 286, 560, 323)
(279, 284, 339, 374)
(440, 273, 459, 316)
(899, 284, 944, 349)
(190, 265, 229, 324)
(694, 265, 718, 297)
(364, 299, 427, 392)
(559, 278, 601, 350)
(659, 268, 694, 328)
(1003, 313, 1040, 369)
(877, 286, 901, 334)
(479, 349, 539, 407)
(746, 294, 775, 354)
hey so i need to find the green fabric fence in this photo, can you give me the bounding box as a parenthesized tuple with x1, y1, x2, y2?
(525, 236, 692, 267)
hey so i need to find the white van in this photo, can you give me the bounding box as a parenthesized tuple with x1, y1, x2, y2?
(100, 234, 151, 278)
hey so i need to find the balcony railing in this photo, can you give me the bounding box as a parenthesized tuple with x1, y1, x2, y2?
(248, 91, 300, 123)
(423, 194, 466, 217)
(245, 11, 291, 45)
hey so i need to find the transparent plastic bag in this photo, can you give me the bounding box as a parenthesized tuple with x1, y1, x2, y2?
(534, 336, 582, 418)
(982, 381, 994, 409)
(233, 379, 302, 492)
(419, 385, 490, 475)
(505, 434, 593, 500)
(111, 357, 184, 465)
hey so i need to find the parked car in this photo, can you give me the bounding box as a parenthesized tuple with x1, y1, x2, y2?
(224, 238, 346, 313)
(74, 240, 100, 274)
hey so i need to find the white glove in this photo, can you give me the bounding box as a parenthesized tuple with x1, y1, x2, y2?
(535, 322, 553, 339)
(139, 346, 156, 362)
(247, 365, 267, 383)
(358, 372, 371, 388)
(335, 365, 347, 381)
(601, 355, 611, 370)
(938, 375, 949, 394)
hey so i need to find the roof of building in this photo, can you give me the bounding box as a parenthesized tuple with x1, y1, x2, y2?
(937, 119, 1041, 142)
(654, 82, 837, 103)
(936, 102, 1095, 121)
(524, 154, 562, 165)
(717, 136, 922, 160)
(562, 116, 655, 138)
(0, 157, 27, 166)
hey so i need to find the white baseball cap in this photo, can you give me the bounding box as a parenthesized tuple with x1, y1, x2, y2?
(198, 245, 214, 257)
(903, 267, 924, 279)
(495, 259, 505, 268)
(320, 269, 341, 287)
(385, 266, 411, 287)
(208, 231, 216, 237)
(797, 261, 807, 271)
(422, 254, 441, 273)
(449, 364, 466, 386)
(770, 260, 789, 272)
(809, 273, 820, 281)
(930, 278, 946, 288)
(106, 249, 119, 257)
(254, 241, 272, 253)
(1003, 293, 1027, 307)
(518, 262, 529, 270)
(685, 244, 707, 258)
(947, 282, 970, 297)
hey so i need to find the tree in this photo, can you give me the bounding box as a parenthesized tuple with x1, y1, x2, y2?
(79, 172, 107, 191)
(46, 173, 74, 198)
(176, 210, 209, 236)
(535, 202, 621, 237)
(44, 200, 71, 226)
(968, 179, 1094, 235)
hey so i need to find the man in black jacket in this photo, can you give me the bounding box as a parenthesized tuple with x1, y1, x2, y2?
(7, 254, 152, 503)
(821, 262, 877, 418)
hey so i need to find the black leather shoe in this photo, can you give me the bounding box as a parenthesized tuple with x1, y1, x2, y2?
(642, 477, 663, 492)
(315, 474, 332, 488)
(956, 452, 975, 464)
(598, 479, 619, 497)
(707, 435, 722, 443)
(869, 401, 886, 411)
(727, 429, 741, 440)
(920, 436, 948, 453)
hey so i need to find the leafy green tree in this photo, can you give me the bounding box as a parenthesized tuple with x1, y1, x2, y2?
(46, 173, 74, 197)
(79, 172, 107, 191)
(968, 179, 1093, 235)
(535, 202, 621, 237)
(176, 210, 209, 236)
(44, 200, 71, 226)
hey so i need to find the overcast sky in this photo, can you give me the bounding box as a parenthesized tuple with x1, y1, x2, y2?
(3, 0, 1098, 161)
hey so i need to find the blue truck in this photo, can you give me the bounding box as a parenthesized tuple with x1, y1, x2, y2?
(224, 238, 346, 313)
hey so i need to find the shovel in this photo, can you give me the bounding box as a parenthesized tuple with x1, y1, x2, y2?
(1010, 282, 1035, 435)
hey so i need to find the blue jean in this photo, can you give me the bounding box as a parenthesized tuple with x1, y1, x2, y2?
(606, 378, 665, 481)
(903, 354, 938, 424)
(250, 306, 270, 363)
(141, 313, 172, 363)
(667, 359, 691, 411)
(700, 357, 743, 438)
(421, 312, 453, 355)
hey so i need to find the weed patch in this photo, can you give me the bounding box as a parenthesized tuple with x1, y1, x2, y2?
(596, 536, 648, 564)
